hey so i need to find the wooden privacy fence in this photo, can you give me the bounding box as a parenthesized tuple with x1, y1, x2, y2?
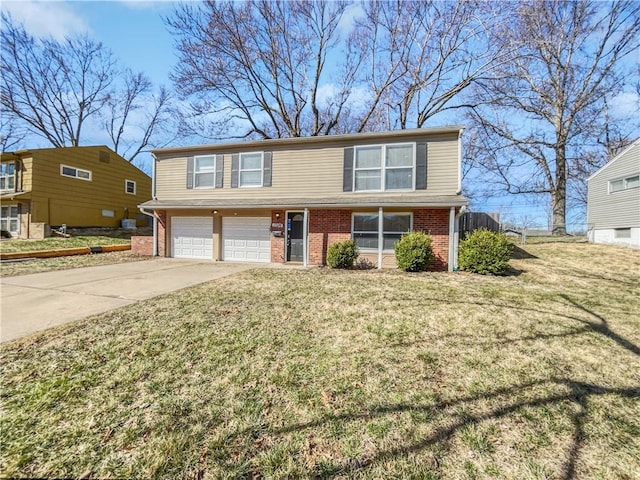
(459, 212, 501, 238)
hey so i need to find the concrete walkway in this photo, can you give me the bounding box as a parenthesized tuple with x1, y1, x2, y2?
(0, 259, 260, 343)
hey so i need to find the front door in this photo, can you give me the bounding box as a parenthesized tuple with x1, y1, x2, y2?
(286, 212, 304, 262)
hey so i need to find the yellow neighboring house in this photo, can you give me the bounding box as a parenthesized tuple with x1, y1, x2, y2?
(0, 146, 152, 238)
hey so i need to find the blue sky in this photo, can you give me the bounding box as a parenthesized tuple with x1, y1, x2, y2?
(2, 1, 636, 231)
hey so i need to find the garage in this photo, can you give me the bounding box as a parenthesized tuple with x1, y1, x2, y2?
(222, 216, 271, 262)
(171, 216, 213, 260)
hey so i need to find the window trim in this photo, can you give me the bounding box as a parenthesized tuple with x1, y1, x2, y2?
(0, 161, 16, 191)
(609, 174, 640, 193)
(193, 155, 217, 189)
(353, 143, 416, 193)
(125, 179, 137, 195)
(239, 151, 264, 188)
(352, 212, 413, 252)
(60, 164, 92, 181)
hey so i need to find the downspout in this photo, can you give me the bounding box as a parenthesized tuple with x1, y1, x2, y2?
(448, 207, 455, 272)
(378, 207, 383, 269)
(137, 153, 158, 256)
(303, 207, 309, 267)
(452, 205, 467, 272)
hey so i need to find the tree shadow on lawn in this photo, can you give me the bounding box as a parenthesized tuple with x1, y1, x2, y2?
(235, 378, 638, 479)
(225, 296, 639, 478)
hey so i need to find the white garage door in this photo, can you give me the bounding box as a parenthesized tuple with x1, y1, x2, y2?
(222, 217, 271, 262)
(171, 216, 213, 260)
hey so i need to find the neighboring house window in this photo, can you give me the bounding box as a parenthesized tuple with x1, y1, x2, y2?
(353, 143, 414, 192)
(125, 179, 137, 195)
(0, 162, 15, 191)
(352, 212, 412, 250)
(609, 175, 639, 193)
(0, 204, 19, 233)
(239, 152, 264, 187)
(61, 164, 92, 181)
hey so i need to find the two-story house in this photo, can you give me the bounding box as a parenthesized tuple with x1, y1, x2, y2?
(140, 127, 467, 270)
(0, 146, 152, 238)
(587, 139, 640, 248)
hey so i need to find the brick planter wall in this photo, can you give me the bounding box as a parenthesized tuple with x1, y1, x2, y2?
(131, 236, 153, 256)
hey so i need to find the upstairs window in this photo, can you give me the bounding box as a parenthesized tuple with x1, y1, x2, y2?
(239, 152, 264, 187)
(352, 143, 414, 192)
(231, 151, 272, 188)
(610, 175, 639, 193)
(0, 162, 15, 191)
(61, 164, 91, 181)
(194, 155, 216, 188)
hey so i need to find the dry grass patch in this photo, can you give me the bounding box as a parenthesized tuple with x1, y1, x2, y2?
(1, 243, 639, 479)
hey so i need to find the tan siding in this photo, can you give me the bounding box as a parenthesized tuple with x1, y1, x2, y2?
(27, 147, 152, 227)
(587, 143, 640, 229)
(155, 132, 460, 200)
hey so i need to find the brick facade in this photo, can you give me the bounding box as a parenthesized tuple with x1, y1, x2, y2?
(265, 208, 451, 270)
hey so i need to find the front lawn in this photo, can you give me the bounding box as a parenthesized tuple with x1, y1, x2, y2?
(1, 243, 638, 478)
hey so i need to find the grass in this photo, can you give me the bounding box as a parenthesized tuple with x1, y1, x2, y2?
(1, 243, 639, 479)
(0, 236, 131, 254)
(0, 251, 151, 277)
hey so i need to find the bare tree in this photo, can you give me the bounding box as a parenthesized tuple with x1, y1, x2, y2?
(0, 13, 174, 161)
(166, 0, 507, 139)
(468, 0, 640, 235)
(353, 1, 510, 131)
(167, 0, 357, 139)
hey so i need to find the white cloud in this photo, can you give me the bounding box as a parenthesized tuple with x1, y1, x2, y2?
(337, 2, 365, 35)
(1, 1, 88, 40)
(609, 91, 640, 119)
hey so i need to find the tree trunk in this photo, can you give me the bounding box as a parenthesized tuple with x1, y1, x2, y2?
(552, 146, 567, 235)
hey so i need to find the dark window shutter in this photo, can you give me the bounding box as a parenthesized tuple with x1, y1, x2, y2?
(263, 152, 272, 187)
(415, 142, 427, 190)
(215, 155, 224, 188)
(16, 203, 21, 215)
(231, 154, 239, 188)
(186, 157, 194, 189)
(343, 147, 354, 192)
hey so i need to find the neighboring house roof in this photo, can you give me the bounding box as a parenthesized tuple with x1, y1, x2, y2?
(587, 138, 640, 182)
(151, 126, 465, 156)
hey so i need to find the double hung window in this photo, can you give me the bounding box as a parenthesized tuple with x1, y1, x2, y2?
(610, 175, 639, 193)
(194, 155, 216, 188)
(239, 152, 263, 187)
(353, 143, 414, 192)
(0, 162, 15, 190)
(0, 205, 19, 233)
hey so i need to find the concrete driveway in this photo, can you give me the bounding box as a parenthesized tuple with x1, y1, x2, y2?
(0, 259, 261, 343)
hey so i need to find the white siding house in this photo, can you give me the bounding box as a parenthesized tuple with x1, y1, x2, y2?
(587, 139, 640, 248)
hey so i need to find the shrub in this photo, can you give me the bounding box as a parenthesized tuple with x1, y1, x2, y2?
(394, 231, 434, 272)
(458, 228, 513, 275)
(326, 240, 359, 269)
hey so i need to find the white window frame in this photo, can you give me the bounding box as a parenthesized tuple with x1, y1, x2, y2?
(353, 143, 415, 193)
(352, 212, 413, 251)
(125, 179, 137, 195)
(239, 151, 264, 188)
(0, 204, 20, 234)
(0, 162, 16, 191)
(609, 174, 640, 193)
(60, 164, 92, 181)
(193, 155, 217, 189)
